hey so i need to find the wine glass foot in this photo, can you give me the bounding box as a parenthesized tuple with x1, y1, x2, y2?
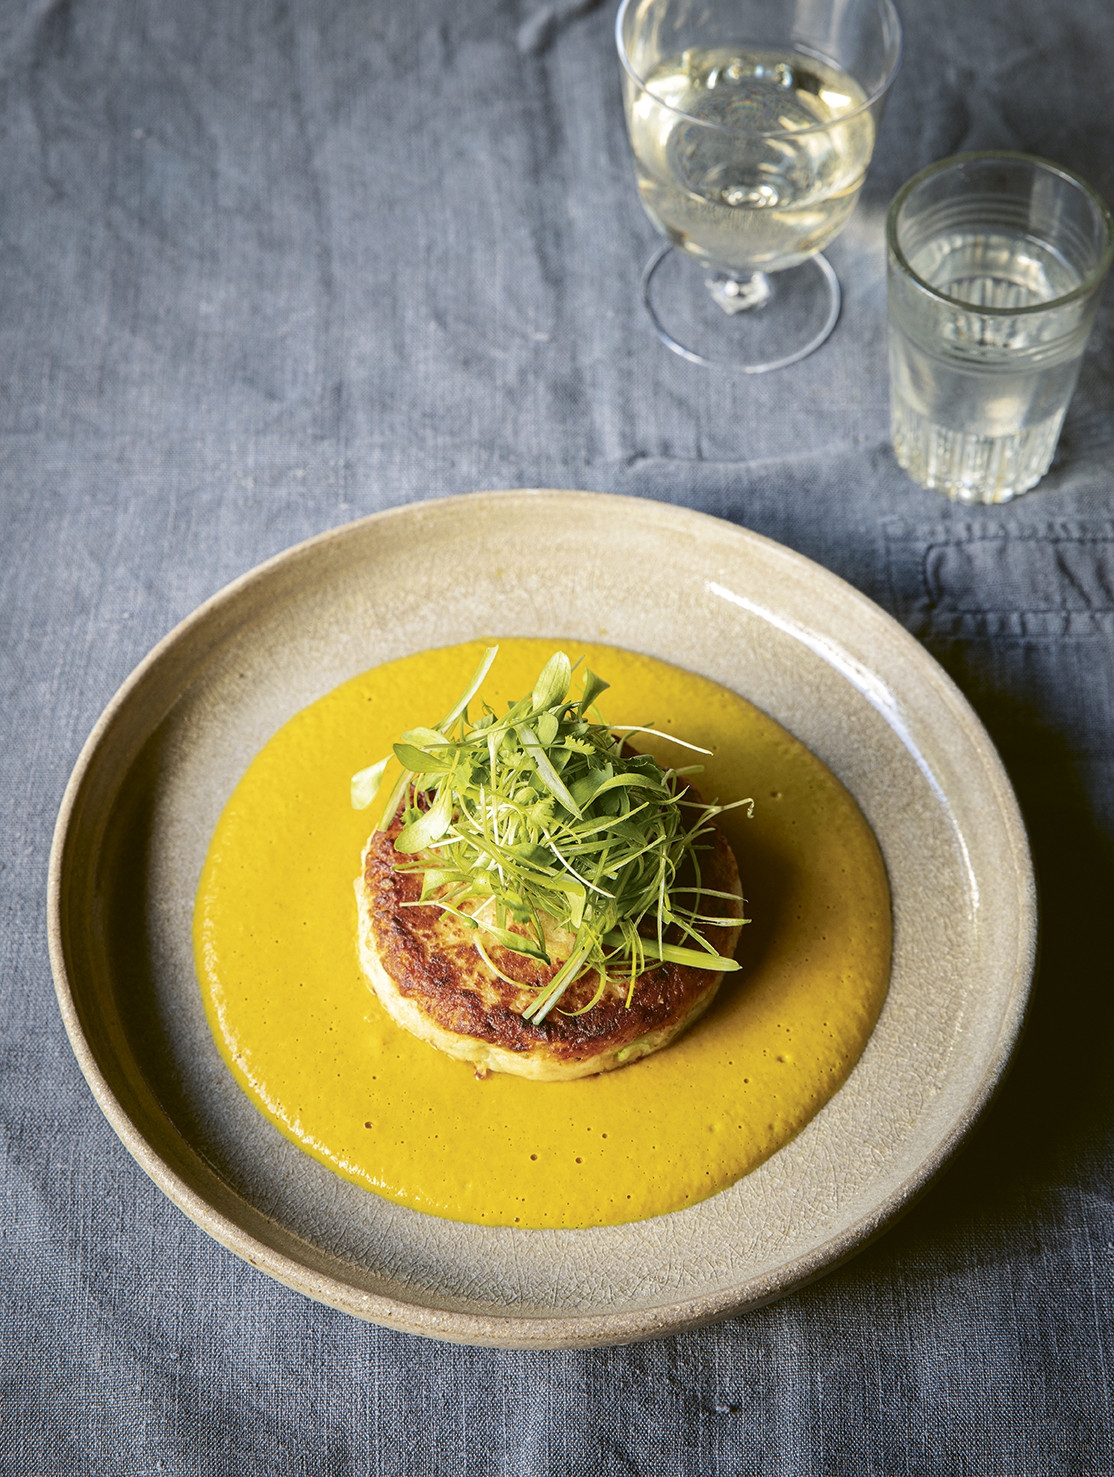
(706, 270, 772, 313)
(640, 245, 842, 371)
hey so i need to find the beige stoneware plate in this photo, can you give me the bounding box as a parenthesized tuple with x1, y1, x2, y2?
(48, 491, 1035, 1349)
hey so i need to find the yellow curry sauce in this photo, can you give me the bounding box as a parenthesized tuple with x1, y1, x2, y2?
(194, 639, 891, 1228)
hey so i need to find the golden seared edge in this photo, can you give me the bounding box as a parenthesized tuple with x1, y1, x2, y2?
(354, 825, 743, 1082)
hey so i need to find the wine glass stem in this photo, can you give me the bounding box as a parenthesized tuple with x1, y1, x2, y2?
(705, 271, 773, 315)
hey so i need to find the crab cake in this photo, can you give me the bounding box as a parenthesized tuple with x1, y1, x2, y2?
(355, 820, 743, 1082)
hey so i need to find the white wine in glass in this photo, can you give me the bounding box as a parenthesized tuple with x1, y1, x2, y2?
(617, 0, 902, 370)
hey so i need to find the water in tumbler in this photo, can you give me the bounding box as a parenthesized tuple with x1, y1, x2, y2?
(626, 48, 873, 272)
(890, 228, 1087, 503)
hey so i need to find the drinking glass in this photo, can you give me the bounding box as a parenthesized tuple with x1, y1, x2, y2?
(616, 0, 902, 370)
(888, 152, 1114, 503)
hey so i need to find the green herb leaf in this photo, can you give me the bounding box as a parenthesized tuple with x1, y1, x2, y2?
(393, 742, 451, 773)
(400, 726, 451, 748)
(601, 932, 741, 971)
(578, 669, 610, 714)
(518, 725, 582, 817)
(350, 756, 389, 810)
(395, 786, 453, 852)
(438, 645, 499, 731)
(535, 710, 559, 746)
(531, 650, 572, 711)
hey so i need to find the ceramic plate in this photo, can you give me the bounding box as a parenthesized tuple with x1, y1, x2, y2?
(48, 491, 1035, 1348)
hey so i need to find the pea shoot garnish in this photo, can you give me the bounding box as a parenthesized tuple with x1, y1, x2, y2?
(352, 648, 750, 1024)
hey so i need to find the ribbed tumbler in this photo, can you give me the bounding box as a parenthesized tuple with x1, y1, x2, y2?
(887, 152, 1113, 503)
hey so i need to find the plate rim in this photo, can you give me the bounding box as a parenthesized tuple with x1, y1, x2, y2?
(47, 489, 1037, 1348)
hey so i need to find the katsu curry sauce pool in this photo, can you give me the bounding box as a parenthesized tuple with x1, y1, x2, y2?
(194, 639, 891, 1228)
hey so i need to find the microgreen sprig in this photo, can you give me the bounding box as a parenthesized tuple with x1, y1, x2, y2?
(353, 648, 751, 1024)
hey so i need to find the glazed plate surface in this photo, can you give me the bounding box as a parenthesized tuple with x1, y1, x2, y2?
(48, 491, 1036, 1348)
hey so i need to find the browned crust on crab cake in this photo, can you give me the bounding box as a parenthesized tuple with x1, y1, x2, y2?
(354, 821, 743, 1082)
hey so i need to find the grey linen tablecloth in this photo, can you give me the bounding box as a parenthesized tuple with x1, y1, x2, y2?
(3, 0, 1113, 1470)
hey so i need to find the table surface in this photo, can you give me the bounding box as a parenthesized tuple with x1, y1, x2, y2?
(3, 0, 1113, 1471)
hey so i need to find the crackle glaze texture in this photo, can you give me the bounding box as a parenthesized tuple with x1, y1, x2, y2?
(49, 492, 1035, 1347)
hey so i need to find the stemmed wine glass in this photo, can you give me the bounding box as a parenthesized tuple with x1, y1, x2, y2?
(616, 0, 903, 371)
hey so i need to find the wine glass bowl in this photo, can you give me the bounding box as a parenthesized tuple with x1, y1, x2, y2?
(617, 0, 902, 369)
